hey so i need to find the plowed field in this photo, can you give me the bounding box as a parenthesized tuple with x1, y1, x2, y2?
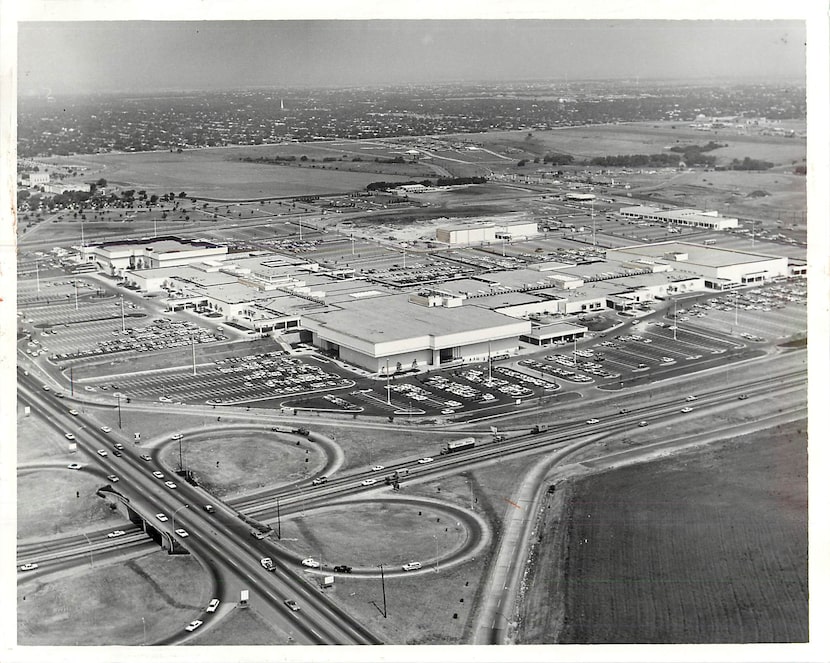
(518, 420, 808, 643)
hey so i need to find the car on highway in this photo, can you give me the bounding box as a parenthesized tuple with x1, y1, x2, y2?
(441, 408, 456, 415)
(301, 558, 320, 568)
(113, 450, 123, 457)
(113, 443, 124, 450)
(203, 504, 215, 513)
(417, 457, 434, 464)
(619, 408, 630, 414)
(284, 599, 301, 612)
(206, 598, 220, 613)
(139, 454, 151, 461)
(152, 471, 164, 479)
(96, 449, 108, 457)
(164, 481, 178, 489)
(84, 386, 97, 392)
(681, 407, 694, 413)
(184, 620, 202, 632)
(370, 465, 385, 472)
(686, 395, 697, 402)
(100, 426, 112, 433)
(311, 476, 328, 486)
(64, 433, 75, 440)
(333, 565, 353, 573)
(402, 561, 422, 571)
(106, 474, 119, 483)
(739, 394, 748, 400)
(68, 409, 79, 416)
(42, 385, 50, 391)
(155, 513, 168, 522)
(107, 530, 126, 538)
(171, 433, 183, 440)
(67, 463, 82, 470)
(360, 478, 377, 487)
(19, 563, 39, 571)
(586, 418, 599, 424)
(174, 528, 189, 538)
(261, 557, 275, 571)
(638, 421, 649, 427)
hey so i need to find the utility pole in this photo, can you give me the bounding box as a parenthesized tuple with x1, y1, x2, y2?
(379, 563, 388, 618)
(191, 335, 197, 376)
(70, 366, 74, 396)
(35, 261, 40, 298)
(74, 279, 79, 310)
(673, 301, 677, 341)
(178, 435, 184, 473)
(117, 393, 122, 429)
(276, 497, 281, 540)
(487, 341, 492, 381)
(591, 199, 596, 246)
(120, 295, 125, 332)
(385, 359, 391, 405)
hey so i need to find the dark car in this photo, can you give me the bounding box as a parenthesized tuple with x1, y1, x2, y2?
(333, 565, 353, 573)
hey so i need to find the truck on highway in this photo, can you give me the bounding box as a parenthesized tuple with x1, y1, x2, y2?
(439, 437, 476, 455)
(260, 557, 275, 571)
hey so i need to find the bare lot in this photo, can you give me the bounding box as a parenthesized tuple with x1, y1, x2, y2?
(518, 420, 808, 643)
(18, 551, 208, 645)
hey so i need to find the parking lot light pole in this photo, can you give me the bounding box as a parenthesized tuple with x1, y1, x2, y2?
(378, 563, 388, 618)
(120, 295, 125, 332)
(117, 393, 122, 429)
(385, 360, 391, 406)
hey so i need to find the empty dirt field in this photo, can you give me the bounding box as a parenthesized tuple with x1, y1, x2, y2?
(517, 420, 808, 644)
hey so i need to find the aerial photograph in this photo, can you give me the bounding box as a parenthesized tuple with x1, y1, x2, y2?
(4, 6, 826, 663)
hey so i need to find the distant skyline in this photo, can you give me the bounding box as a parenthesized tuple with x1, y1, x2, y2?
(17, 20, 806, 96)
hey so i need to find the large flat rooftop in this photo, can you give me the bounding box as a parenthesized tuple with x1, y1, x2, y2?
(610, 242, 784, 268)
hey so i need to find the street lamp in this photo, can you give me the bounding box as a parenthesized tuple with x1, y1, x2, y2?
(172, 504, 190, 531)
(82, 532, 94, 568)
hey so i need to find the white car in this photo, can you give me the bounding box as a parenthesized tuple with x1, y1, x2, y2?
(97, 449, 108, 457)
(586, 418, 600, 425)
(417, 457, 434, 464)
(164, 481, 178, 489)
(155, 513, 168, 522)
(301, 558, 320, 568)
(100, 426, 112, 433)
(19, 563, 39, 571)
(402, 561, 422, 571)
(84, 386, 97, 392)
(206, 598, 220, 613)
(361, 478, 377, 486)
(107, 530, 126, 538)
(67, 462, 82, 470)
(172, 433, 183, 440)
(140, 454, 151, 461)
(152, 471, 164, 479)
(185, 620, 202, 632)
(113, 443, 124, 450)
(681, 407, 694, 413)
(686, 395, 697, 402)
(370, 465, 385, 472)
(68, 409, 79, 416)
(284, 599, 301, 612)
(106, 474, 119, 483)
(64, 433, 75, 440)
(638, 421, 649, 427)
(174, 528, 189, 538)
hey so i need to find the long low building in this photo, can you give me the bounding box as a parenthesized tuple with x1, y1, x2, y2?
(303, 293, 530, 373)
(607, 242, 788, 289)
(82, 235, 228, 273)
(619, 205, 738, 230)
(436, 220, 538, 245)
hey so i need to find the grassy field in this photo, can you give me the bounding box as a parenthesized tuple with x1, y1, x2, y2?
(517, 419, 808, 644)
(160, 431, 325, 498)
(18, 551, 208, 645)
(183, 606, 288, 645)
(276, 501, 467, 566)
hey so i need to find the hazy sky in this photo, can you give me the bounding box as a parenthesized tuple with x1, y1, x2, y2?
(18, 20, 806, 95)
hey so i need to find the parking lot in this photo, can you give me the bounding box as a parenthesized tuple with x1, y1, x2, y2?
(90, 351, 355, 405)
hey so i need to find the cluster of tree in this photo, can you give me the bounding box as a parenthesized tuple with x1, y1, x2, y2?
(374, 156, 406, 164)
(435, 176, 486, 186)
(589, 153, 684, 168)
(668, 141, 724, 166)
(729, 157, 774, 171)
(542, 153, 575, 165)
(794, 165, 807, 175)
(239, 155, 298, 164)
(366, 179, 432, 191)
